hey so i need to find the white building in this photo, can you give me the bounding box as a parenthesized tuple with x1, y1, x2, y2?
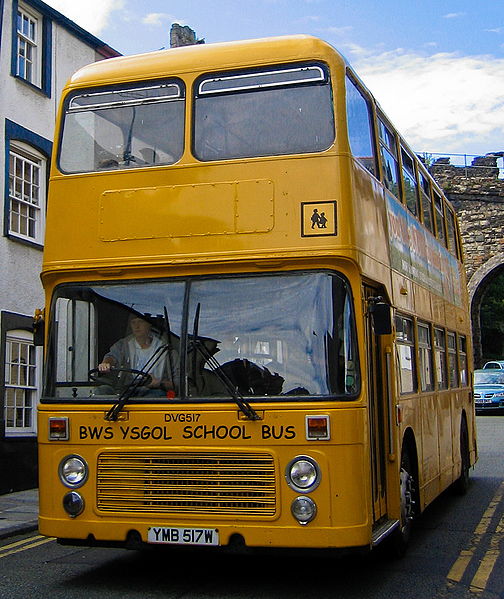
(0, 0, 119, 492)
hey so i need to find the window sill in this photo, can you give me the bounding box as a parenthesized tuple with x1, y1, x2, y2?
(12, 74, 50, 98)
(5, 233, 44, 250)
(4, 431, 37, 438)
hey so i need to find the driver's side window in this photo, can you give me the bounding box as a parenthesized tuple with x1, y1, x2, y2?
(54, 298, 96, 383)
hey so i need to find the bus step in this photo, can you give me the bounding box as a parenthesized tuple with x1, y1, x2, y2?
(371, 519, 400, 546)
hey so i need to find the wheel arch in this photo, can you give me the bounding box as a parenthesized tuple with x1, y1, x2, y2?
(400, 426, 420, 513)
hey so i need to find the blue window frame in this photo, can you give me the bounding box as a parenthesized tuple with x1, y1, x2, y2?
(10, 0, 52, 96)
(4, 119, 52, 248)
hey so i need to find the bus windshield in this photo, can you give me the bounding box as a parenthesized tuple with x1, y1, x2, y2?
(45, 272, 359, 402)
(59, 80, 185, 173)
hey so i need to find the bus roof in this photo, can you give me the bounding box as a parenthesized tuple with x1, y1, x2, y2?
(65, 35, 344, 89)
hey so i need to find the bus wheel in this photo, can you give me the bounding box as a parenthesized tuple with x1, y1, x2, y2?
(389, 449, 417, 557)
(453, 419, 470, 495)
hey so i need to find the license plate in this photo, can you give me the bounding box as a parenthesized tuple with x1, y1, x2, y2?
(148, 526, 219, 546)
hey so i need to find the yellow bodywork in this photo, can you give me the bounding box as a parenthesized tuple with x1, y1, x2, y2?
(38, 35, 475, 550)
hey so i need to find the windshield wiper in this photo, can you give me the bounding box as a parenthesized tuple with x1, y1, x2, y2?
(190, 303, 261, 421)
(122, 106, 137, 165)
(164, 306, 177, 388)
(105, 342, 168, 422)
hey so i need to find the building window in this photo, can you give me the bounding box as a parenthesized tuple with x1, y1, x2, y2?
(16, 5, 40, 85)
(8, 144, 45, 244)
(4, 330, 38, 435)
(11, 2, 52, 96)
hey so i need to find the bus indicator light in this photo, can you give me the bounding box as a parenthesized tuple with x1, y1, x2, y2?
(306, 415, 330, 440)
(49, 417, 69, 441)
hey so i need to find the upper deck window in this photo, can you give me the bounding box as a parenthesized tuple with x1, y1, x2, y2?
(194, 64, 334, 161)
(345, 74, 377, 177)
(198, 66, 325, 94)
(401, 147, 419, 216)
(419, 171, 434, 235)
(378, 118, 400, 198)
(446, 207, 459, 258)
(433, 190, 447, 246)
(59, 81, 185, 173)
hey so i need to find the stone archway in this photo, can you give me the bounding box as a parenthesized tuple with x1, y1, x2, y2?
(468, 253, 504, 367)
(429, 154, 504, 367)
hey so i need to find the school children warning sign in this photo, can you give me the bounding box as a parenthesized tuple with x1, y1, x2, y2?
(301, 201, 337, 237)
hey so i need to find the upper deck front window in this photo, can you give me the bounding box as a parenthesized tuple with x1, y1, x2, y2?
(59, 81, 185, 173)
(194, 64, 335, 161)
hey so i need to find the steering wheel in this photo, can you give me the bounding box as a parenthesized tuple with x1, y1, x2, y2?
(88, 367, 153, 388)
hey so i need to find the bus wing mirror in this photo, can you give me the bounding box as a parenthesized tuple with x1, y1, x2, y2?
(369, 299, 392, 335)
(33, 309, 45, 346)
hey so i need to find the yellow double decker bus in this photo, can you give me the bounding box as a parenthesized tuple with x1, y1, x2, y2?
(37, 35, 476, 554)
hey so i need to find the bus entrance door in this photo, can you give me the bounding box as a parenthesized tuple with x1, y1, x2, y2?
(365, 286, 388, 524)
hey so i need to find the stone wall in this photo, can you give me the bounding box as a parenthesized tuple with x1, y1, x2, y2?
(170, 24, 204, 48)
(430, 154, 504, 285)
(430, 153, 504, 365)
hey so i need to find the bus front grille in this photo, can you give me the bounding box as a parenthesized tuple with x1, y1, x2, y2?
(96, 451, 276, 516)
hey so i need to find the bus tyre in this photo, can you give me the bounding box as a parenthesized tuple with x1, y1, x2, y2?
(453, 419, 470, 496)
(390, 449, 417, 557)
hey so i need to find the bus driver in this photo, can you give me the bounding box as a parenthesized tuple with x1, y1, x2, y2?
(98, 315, 177, 396)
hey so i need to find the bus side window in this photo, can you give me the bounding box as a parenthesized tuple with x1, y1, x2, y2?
(395, 314, 417, 394)
(400, 147, 419, 217)
(434, 328, 448, 390)
(378, 117, 400, 199)
(446, 207, 459, 258)
(419, 171, 434, 235)
(447, 331, 458, 387)
(433, 190, 447, 247)
(418, 322, 433, 392)
(458, 335, 468, 386)
(345, 73, 377, 177)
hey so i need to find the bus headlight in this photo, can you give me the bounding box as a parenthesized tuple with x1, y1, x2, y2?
(291, 496, 317, 525)
(59, 455, 88, 488)
(286, 456, 320, 492)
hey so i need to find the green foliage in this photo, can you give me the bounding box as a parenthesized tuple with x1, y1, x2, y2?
(481, 274, 504, 359)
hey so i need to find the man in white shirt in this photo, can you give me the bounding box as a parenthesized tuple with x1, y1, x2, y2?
(98, 315, 178, 396)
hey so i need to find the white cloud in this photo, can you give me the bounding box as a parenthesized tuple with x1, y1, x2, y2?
(443, 12, 465, 19)
(325, 25, 353, 36)
(296, 15, 322, 24)
(142, 13, 183, 27)
(346, 46, 504, 154)
(43, 0, 124, 35)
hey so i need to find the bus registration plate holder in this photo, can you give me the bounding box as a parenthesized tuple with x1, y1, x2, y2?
(148, 526, 220, 546)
